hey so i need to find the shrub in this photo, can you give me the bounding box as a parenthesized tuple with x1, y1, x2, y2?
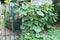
(20, 2, 58, 40)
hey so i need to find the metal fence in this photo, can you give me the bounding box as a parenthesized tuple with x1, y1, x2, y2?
(0, 1, 21, 40)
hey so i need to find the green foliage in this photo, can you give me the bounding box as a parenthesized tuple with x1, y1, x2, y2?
(19, 2, 58, 40)
(47, 29, 60, 40)
(1, 10, 10, 27)
(20, 29, 60, 40)
(1, 15, 6, 27)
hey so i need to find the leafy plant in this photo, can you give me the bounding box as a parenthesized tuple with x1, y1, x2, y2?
(1, 15, 6, 27)
(19, 2, 58, 40)
(47, 29, 60, 40)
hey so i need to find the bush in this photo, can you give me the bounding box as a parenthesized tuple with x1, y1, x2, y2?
(20, 2, 58, 40)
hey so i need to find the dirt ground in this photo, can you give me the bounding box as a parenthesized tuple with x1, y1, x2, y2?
(55, 23, 60, 29)
(0, 25, 20, 40)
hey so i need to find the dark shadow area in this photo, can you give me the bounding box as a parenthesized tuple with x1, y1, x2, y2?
(0, 0, 5, 4)
(53, 0, 60, 23)
(5, 18, 22, 35)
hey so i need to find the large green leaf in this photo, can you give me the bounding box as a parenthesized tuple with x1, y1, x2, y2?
(20, 10, 27, 15)
(20, 25, 25, 29)
(34, 26, 42, 33)
(34, 21, 38, 26)
(36, 33, 40, 38)
(30, 25, 36, 30)
(22, 21, 33, 26)
(27, 7, 34, 12)
(10, 2, 17, 7)
(21, 6, 28, 10)
(37, 11, 44, 16)
(22, 17, 28, 21)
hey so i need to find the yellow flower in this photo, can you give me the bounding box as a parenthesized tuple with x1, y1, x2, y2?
(2, 6, 5, 10)
(25, 2, 30, 7)
(26, 4, 29, 6)
(4, 0, 9, 4)
(46, 2, 52, 7)
(27, 32, 30, 35)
